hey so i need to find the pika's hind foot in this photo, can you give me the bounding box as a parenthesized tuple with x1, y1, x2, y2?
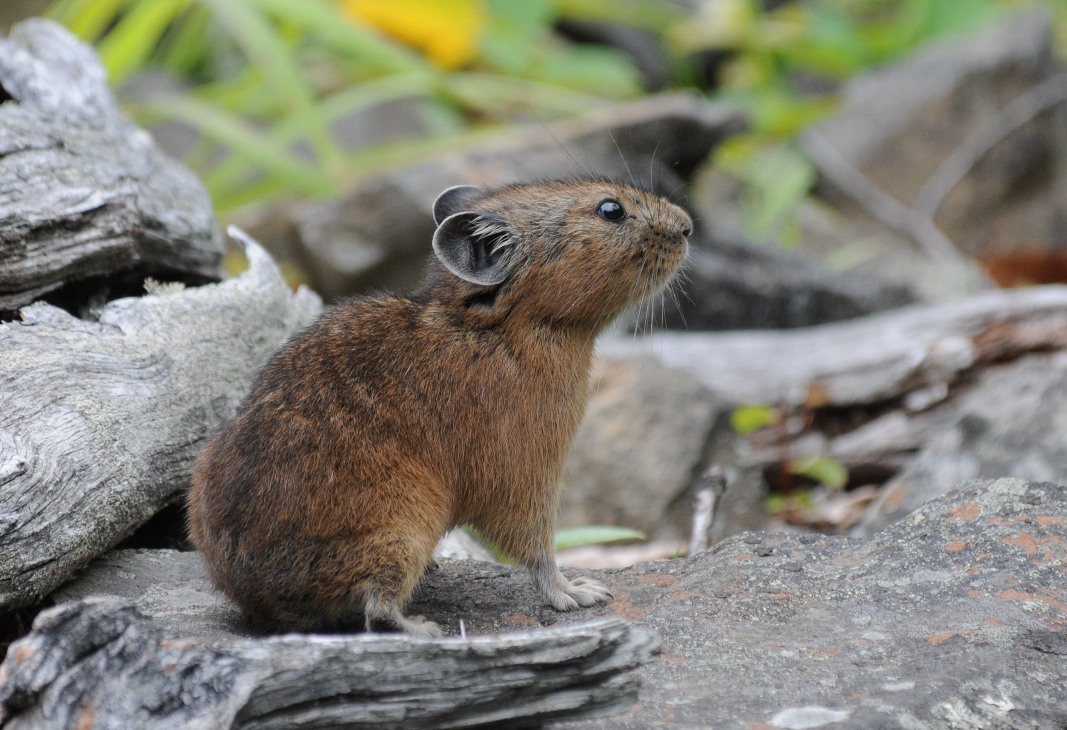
(365, 592, 445, 638)
(529, 558, 612, 612)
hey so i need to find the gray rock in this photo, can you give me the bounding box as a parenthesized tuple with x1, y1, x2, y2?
(861, 353, 1067, 534)
(561, 355, 720, 537)
(650, 234, 915, 331)
(812, 9, 1067, 258)
(44, 478, 1067, 728)
(0, 20, 222, 314)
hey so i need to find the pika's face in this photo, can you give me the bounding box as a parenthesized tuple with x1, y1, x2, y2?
(432, 180, 691, 327)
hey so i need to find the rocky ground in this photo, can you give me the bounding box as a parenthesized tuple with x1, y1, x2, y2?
(0, 478, 1058, 728)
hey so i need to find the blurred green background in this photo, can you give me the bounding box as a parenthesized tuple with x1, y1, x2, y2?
(7, 0, 1063, 231)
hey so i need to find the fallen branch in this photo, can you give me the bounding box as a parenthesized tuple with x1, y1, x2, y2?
(605, 285, 1067, 409)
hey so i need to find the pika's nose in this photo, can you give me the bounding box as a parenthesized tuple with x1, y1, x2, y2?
(673, 206, 694, 238)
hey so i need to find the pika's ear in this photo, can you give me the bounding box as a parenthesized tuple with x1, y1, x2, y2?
(433, 185, 486, 225)
(432, 212, 515, 286)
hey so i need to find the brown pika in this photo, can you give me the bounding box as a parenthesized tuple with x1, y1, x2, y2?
(187, 179, 692, 637)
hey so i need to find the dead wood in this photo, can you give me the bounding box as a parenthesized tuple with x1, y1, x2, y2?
(0, 597, 659, 729)
(0, 20, 221, 314)
(0, 236, 321, 613)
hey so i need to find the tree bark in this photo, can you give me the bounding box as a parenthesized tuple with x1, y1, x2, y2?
(0, 19, 222, 314)
(604, 284, 1067, 409)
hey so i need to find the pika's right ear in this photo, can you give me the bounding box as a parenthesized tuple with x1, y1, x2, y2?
(433, 212, 514, 286)
(433, 185, 485, 225)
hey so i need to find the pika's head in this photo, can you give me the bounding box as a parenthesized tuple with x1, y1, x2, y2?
(431, 180, 691, 328)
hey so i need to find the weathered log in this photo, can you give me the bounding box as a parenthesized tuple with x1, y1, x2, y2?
(0, 19, 222, 314)
(0, 233, 321, 613)
(0, 597, 659, 729)
(603, 284, 1067, 409)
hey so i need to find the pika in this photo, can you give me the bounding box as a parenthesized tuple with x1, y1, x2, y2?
(187, 179, 692, 637)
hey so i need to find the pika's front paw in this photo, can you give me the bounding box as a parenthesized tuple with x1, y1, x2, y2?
(546, 576, 613, 612)
(529, 559, 613, 612)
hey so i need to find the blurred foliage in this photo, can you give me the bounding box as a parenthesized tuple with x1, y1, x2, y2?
(730, 403, 850, 491)
(730, 403, 780, 434)
(677, 0, 1061, 242)
(44, 0, 1063, 221)
(789, 453, 848, 490)
(46, 0, 642, 212)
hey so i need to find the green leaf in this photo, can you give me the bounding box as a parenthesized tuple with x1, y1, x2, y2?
(730, 404, 779, 435)
(554, 526, 646, 551)
(789, 455, 848, 491)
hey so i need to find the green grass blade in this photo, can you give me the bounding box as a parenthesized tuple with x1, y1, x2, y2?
(159, 6, 214, 74)
(48, 0, 128, 40)
(97, 0, 193, 83)
(195, 0, 339, 167)
(139, 95, 336, 198)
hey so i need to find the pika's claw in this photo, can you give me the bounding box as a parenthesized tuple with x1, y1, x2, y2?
(528, 558, 612, 612)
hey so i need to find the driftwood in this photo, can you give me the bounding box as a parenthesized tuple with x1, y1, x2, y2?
(0, 234, 321, 613)
(0, 20, 221, 314)
(0, 597, 659, 729)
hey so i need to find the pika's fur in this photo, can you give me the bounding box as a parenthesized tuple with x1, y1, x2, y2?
(187, 179, 692, 637)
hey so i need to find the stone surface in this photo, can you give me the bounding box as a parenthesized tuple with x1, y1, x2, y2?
(48, 478, 1067, 728)
(0, 20, 222, 314)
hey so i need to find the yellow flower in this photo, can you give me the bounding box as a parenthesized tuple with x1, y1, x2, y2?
(340, 0, 487, 69)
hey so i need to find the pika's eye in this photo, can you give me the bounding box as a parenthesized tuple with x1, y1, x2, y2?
(596, 199, 625, 222)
